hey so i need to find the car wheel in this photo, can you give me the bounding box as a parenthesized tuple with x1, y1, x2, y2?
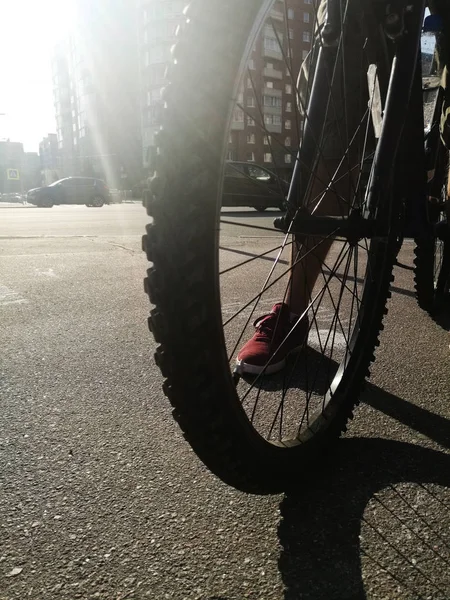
(254, 206, 267, 212)
(85, 202, 92, 207)
(91, 195, 104, 207)
(40, 197, 54, 208)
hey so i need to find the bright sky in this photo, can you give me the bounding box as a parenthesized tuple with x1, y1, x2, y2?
(0, 1, 73, 152)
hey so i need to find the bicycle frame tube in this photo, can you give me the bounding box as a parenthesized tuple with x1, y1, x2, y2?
(284, 0, 427, 238)
(395, 52, 429, 239)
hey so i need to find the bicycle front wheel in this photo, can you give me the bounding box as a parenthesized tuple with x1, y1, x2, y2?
(143, 0, 424, 492)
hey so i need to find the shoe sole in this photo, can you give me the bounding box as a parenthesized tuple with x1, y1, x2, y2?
(236, 344, 305, 376)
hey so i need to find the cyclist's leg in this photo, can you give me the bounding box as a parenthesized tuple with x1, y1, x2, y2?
(237, 0, 368, 372)
(288, 1, 367, 316)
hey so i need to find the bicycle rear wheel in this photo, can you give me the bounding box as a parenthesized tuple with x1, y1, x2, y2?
(143, 0, 424, 492)
(414, 87, 450, 313)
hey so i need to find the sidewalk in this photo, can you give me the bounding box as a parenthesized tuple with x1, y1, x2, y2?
(0, 202, 33, 208)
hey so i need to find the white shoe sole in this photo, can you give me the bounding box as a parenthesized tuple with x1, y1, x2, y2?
(235, 357, 286, 376)
(235, 344, 305, 376)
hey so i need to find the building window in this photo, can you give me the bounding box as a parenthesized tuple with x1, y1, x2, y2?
(247, 116, 255, 126)
(266, 81, 274, 89)
(226, 150, 236, 160)
(286, 101, 292, 112)
(285, 136, 291, 146)
(285, 119, 291, 129)
(247, 77, 253, 88)
(247, 95, 255, 107)
(285, 84, 292, 94)
(285, 154, 292, 164)
(288, 8, 294, 19)
(143, 30, 148, 45)
(151, 89, 161, 102)
(247, 133, 255, 144)
(264, 114, 282, 125)
(302, 50, 309, 60)
(303, 12, 310, 23)
(228, 133, 233, 144)
(266, 62, 273, 70)
(264, 153, 272, 162)
(145, 51, 149, 67)
(303, 31, 311, 43)
(247, 152, 255, 162)
(248, 59, 255, 70)
(263, 95, 282, 107)
(264, 135, 271, 145)
(147, 91, 151, 106)
(233, 108, 244, 122)
(264, 36, 281, 53)
(289, 28, 294, 39)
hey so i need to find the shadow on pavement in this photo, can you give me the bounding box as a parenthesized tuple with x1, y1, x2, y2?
(278, 387, 450, 600)
(221, 209, 281, 218)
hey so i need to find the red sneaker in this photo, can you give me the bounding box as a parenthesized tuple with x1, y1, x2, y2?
(236, 303, 309, 375)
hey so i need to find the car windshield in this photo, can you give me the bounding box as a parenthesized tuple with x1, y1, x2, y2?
(247, 165, 271, 181)
(48, 179, 67, 187)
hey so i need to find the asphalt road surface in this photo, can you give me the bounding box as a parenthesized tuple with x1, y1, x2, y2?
(1, 204, 449, 600)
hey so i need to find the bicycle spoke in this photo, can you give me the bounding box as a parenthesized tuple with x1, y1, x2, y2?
(219, 240, 294, 275)
(223, 227, 336, 329)
(241, 241, 352, 409)
(217, 0, 392, 447)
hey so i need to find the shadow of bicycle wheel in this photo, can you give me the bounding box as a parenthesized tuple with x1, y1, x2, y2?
(278, 387, 450, 600)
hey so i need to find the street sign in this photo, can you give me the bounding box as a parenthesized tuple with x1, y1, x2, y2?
(7, 168, 20, 180)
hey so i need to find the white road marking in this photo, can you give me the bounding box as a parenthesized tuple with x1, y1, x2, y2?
(35, 268, 57, 278)
(308, 329, 347, 350)
(0, 285, 27, 306)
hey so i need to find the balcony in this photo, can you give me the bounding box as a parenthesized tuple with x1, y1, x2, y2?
(263, 66, 283, 79)
(262, 105, 282, 116)
(264, 123, 282, 134)
(263, 47, 283, 60)
(263, 87, 282, 97)
(269, 9, 284, 21)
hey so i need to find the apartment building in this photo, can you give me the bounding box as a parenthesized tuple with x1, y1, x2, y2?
(39, 133, 59, 183)
(138, 0, 185, 168)
(228, 0, 314, 178)
(52, 0, 142, 189)
(138, 0, 313, 178)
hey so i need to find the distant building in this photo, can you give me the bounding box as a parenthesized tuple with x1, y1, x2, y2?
(39, 133, 60, 184)
(227, 1, 313, 179)
(52, 0, 142, 189)
(0, 141, 24, 194)
(39, 133, 59, 170)
(137, 0, 185, 169)
(137, 0, 313, 179)
(23, 152, 42, 191)
(52, 40, 75, 179)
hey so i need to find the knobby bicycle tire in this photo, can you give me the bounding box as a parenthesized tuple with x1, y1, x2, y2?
(143, 0, 425, 493)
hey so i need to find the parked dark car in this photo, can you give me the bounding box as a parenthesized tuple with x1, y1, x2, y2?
(27, 177, 111, 208)
(222, 161, 289, 211)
